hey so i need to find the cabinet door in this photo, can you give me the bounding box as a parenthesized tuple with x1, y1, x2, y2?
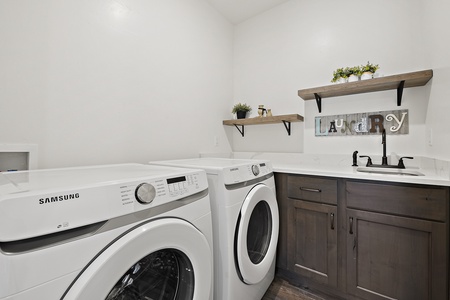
(347, 209, 447, 300)
(287, 200, 337, 287)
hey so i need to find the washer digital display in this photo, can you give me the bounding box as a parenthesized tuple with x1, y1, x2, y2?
(167, 176, 186, 184)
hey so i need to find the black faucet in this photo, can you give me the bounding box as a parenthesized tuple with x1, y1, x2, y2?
(381, 129, 388, 165)
(358, 129, 414, 169)
(398, 156, 414, 168)
(359, 155, 373, 167)
(352, 151, 358, 166)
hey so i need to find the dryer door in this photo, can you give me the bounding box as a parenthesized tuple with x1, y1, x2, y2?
(235, 184, 279, 285)
(62, 218, 212, 300)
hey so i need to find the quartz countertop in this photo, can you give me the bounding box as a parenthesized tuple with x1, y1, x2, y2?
(226, 152, 450, 187)
(273, 161, 450, 186)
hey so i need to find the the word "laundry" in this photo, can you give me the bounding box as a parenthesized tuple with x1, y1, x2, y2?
(315, 109, 408, 136)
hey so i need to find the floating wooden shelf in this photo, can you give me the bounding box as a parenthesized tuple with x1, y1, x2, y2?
(223, 114, 304, 137)
(298, 69, 433, 113)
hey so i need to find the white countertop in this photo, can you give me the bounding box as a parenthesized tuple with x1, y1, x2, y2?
(273, 161, 450, 186)
(203, 152, 450, 187)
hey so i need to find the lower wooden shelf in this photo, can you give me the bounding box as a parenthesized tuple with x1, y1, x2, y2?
(223, 114, 304, 137)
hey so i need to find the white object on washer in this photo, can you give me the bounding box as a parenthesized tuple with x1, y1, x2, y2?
(150, 158, 279, 300)
(0, 163, 213, 300)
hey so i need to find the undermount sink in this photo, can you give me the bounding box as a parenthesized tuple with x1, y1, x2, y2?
(356, 167, 425, 176)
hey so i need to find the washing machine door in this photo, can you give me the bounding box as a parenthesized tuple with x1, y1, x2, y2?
(61, 218, 212, 300)
(235, 184, 279, 285)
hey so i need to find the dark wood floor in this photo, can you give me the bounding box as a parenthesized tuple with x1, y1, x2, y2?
(262, 277, 332, 300)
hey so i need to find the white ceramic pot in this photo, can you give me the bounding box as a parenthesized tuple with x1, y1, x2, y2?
(348, 75, 359, 82)
(361, 72, 373, 80)
(338, 77, 347, 83)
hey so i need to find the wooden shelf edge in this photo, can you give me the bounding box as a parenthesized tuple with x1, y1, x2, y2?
(298, 69, 433, 100)
(223, 114, 304, 126)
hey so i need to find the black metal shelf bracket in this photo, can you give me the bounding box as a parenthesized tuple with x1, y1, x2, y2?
(234, 124, 245, 137)
(397, 80, 405, 106)
(314, 93, 322, 113)
(282, 120, 292, 135)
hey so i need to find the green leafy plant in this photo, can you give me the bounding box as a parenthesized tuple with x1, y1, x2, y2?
(346, 66, 362, 76)
(332, 62, 379, 82)
(331, 68, 348, 83)
(361, 61, 379, 73)
(232, 103, 252, 114)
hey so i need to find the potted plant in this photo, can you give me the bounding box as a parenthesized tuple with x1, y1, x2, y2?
(331, 68, 348, 83)
(360, 61, 379, 80)
(232, 103, 252, 119)
(346, 66, 362, 82)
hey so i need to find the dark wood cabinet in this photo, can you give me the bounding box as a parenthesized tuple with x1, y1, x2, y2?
(346, 209, 447, 300)
(345, 181, 448, 300)
(284, 175, 338, 287)
(288, 200, 338, 286)
(287, 175, 337, 205)
(275, 173, 449, 300)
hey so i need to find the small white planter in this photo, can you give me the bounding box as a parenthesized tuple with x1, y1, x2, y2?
(348, 75, 359, 82)
(338, 77, 347, 83)
(361, 72, 373, 80)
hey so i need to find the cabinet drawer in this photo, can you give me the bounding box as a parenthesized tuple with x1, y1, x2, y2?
(346, 181, 448, 221)
(287, 175, 337, 205)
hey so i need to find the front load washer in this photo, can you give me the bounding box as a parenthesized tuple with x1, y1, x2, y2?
(0, 163, 213, 300)
(150, 158, 279, 300)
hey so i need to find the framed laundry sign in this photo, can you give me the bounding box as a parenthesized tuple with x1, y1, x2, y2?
(315, 109, 408, 136)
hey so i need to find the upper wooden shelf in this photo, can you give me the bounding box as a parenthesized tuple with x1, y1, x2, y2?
(298, 69, 433, 112)
(223, 114, 304, 137)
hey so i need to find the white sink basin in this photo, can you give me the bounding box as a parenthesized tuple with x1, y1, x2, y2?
(356, 167, 425, 176)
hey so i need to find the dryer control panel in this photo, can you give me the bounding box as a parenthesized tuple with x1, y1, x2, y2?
(223, 161, 273, 185)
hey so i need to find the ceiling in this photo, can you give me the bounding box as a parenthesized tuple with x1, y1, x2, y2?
(204, 0, 290, 24)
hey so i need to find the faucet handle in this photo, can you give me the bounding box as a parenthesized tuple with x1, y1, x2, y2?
(359, 155, 373, 167)
(352, 151, 359, 166)
(398, 156, 414, 169)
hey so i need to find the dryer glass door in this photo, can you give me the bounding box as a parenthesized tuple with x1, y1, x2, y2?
(235, 184, 279, 285)
(62, 218, 212, 300)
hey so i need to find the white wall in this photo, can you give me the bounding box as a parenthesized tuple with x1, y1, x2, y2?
(0, 0, 233, 168)
(422, 0, 450, 160)
(233, 0, 446, 160)
(2, 0, 448, 168)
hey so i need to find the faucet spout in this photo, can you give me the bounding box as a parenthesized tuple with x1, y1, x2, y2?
(381, 129, 388, 165)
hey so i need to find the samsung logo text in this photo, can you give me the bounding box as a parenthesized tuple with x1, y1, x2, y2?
(39, 193, 80, 204)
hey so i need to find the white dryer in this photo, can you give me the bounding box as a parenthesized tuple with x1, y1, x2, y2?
(150, 158, 279, 300)
(0, 163, 213, 300)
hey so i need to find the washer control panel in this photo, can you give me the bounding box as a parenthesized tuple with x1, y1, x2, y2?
(124, 173, 202, 207)
(135, 183, 156, 204)
(166, 174, 199, 197)
(223, 161, 272, 185)
(0, 165, 208, 242)
(251, 164, 260, 176)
